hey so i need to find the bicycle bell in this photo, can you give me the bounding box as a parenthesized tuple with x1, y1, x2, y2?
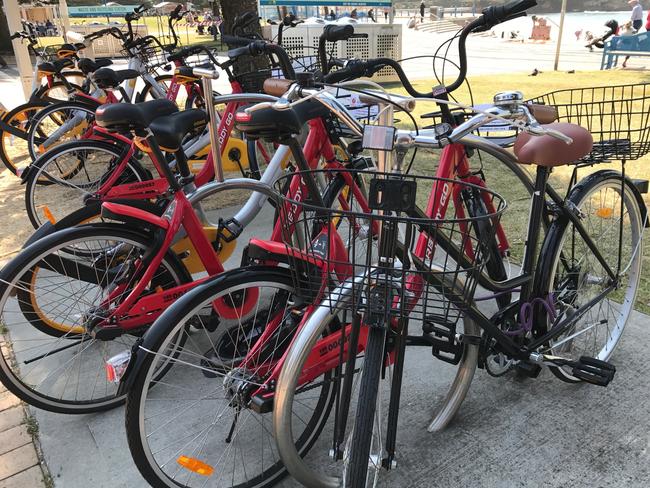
(493, 91, 524, 109)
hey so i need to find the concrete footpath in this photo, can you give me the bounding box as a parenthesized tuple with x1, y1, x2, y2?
(0, 386, 48, 487)
(27, 307, 650, 488)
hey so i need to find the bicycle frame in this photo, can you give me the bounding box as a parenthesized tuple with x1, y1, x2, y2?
(92, 117, 357, 333)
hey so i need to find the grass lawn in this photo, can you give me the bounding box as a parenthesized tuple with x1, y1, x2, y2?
(34, 15, 223, 51)
(383, 70, 650, 314)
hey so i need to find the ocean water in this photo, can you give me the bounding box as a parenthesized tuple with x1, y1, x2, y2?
(493, 10, 633, 41)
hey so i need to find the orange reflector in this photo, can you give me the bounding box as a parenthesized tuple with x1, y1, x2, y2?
(177, 456, 214, 477)
(105, 350, 131, 384)
(596, 207, 614, 219)
(41, 206, 56, 224)
(105, 363, 116, 383)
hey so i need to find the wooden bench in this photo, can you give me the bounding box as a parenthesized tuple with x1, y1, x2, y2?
(601, 31, 650, 69)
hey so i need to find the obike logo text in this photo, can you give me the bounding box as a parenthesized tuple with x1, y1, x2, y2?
(167, 82, 180, 101)
(218, 112, 234, 146)
(162, 290, 186, 303)
(319, 334, 347, 357)
(426, 182, 451, 260)
(127, 181, 156, 190)
(285, 185, 303, 227)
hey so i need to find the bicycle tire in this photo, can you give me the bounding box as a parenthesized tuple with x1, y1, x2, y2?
(125, 266, 335, 488)
(0, 101, 50, 175)
(31, 80, 84, 103)
(464, 189, 510, 308)
(24, 140, 151, 229)
(26, 100, 97, 162)
(0, 223, 191, 413)
(273, 277, 479, 487)
(343, 326, 385, 488)
(533, 170, 644, 382)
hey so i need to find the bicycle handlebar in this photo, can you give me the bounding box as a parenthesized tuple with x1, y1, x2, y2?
(223, 36, 296, 79)
(323, 24, 354, 43)
(319, 25, 355, 75)
(323, 0, 536, 97)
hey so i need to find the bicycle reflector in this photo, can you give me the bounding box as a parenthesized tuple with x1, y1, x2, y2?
(105, 350, 131, 384)
(596, 207, 614, 219)
(177, 456, 214, 477)
(40, 206, 56, 225)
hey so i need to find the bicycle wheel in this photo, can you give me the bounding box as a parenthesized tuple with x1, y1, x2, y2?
(273, 278, 480, 487)
(26, 101, 97, 161)
(463, 188, 511, 308)
(343, 326, 385, 487)
(32, 80, 84, 102)
(0, 223, 190, 413)
(25, 140, 151, 229)
(534, 170, 644, 382)
(0, 101, 50, 175)
(125, 266, 335, 488)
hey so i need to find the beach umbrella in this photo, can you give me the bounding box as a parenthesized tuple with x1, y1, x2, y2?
(553, 0, 568, 70)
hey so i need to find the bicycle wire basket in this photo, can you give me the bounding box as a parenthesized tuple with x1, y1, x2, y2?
(130, 39, 175, 72)
(529, 83, 650, 164)
(272, 168, 506, 358)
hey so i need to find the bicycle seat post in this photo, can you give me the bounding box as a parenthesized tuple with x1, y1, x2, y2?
(196, 68, 224, 182)
(375, 102, 394, 174)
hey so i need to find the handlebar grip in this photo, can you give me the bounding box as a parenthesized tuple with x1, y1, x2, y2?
(222, 35, 254, 47)
(135, 3, 148, 13)
(527, 103, 558, 124)
(282, 14, 297, 26)
(323, 60, 368, 84)
(481, 0, 537, 29)
(502, 0, 537, 17)
(227, 45, 252, 58)
(10, 32, 22, 40)
(263, 78, 293, 97)
(170, 4, 182, 19)
(323, 24, 354, 42)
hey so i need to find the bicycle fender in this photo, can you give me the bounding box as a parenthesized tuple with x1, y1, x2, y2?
(22, 200, 165, 249)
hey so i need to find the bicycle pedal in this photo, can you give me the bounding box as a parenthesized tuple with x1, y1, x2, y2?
(423, 315, 462, 365)
(571, 356, 616, 387)
(514, 361, 541, 378)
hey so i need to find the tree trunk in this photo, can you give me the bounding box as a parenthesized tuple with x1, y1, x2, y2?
(0, 1, 12, 52)
(219, 0, 260, 36)
(217, 0, 269, 90)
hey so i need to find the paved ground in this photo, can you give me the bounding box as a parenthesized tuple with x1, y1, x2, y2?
(28, 309, 650, 488)
(14, 204, 650, 488)
(0, 386, 48, 487)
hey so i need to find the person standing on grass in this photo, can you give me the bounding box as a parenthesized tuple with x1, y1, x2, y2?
(420, 1, 425, 22)
(630, 0, 644, 32)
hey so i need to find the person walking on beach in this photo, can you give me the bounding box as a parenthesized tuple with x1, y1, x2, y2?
(420, 1, 425, 22)
(630, 0, 644, 32)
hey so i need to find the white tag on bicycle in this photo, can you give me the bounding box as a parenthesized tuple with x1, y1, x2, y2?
(362, 125, 396, 151)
